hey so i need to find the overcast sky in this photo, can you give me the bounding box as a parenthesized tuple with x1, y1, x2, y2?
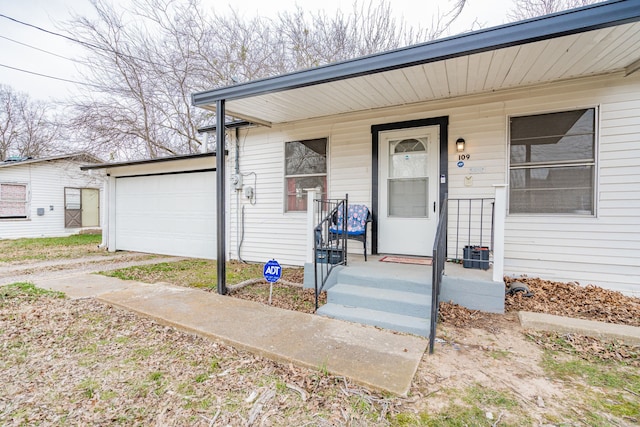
(0, 0, 513, 103)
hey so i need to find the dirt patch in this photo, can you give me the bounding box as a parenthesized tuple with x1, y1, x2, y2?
(412, 319, 568, 423)
(505, 276, 640, 327)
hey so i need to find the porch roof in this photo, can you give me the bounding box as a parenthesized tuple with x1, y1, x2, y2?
(192, 0, 640, 126)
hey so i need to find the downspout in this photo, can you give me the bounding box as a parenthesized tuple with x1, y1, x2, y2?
(216, 100, 227, 295)
(235, 127, 245, 262)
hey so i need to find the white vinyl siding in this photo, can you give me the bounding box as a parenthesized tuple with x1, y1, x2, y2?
(0, 160, 104, 239)
(230, 71, 640, 295)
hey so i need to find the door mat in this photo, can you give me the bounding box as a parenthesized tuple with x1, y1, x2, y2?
(379, 256, 432, 266)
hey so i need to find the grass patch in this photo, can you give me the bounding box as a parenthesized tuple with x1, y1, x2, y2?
(463, 384, 518, 409)
(0, 282, 65, 303)
(0, 234, 105, 262)
(101, 259, 316, 312)
(542, 352, 640, 393)
(390, 385, 526, 426)
(390, 405, 488, 426)
(103, 260, 218, 288)
(541, 344, 640, 424)
(102, 259, 303, 288)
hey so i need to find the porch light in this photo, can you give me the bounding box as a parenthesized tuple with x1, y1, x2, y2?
(456, 138, 466, 152)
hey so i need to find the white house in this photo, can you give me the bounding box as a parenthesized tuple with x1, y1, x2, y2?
(191, 0, 640, 296)
(84, 1, 640, 337)
(0, 153, 105, 239)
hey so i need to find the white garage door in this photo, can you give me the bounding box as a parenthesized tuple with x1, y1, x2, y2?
(115, 171, 216, 258)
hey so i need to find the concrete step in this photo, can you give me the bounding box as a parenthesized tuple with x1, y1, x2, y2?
(336, 265, 430, 294)
(327, 283, 431, 318)
(317, 303, 430, 337)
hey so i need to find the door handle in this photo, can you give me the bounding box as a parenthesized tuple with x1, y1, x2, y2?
(433, 202, 436, 213)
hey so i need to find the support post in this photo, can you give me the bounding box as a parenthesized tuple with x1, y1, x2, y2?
(305, 188, 317, 263)
(107, 175, 117, 252)
(492, 184, 507, 283)
(216, 100, 227, 295)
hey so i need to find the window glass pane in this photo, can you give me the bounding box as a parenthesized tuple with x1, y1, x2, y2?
(511, 134, 594, 164)
(392, 138, 426, 153)
(390, 138, 428, 178)
(509, 108, 595, 215)
(1, 184, 26, 201)
(388, 178, 428, 217)
(511, 109, 594, 165)
(285, 139, 327, 175)
(0, 201, 26, 217)
(390, 152, 428, 178)
(509, 166, 593, 214)
(511, 109, 594, 140)
(65, 188, 81, 210)
(286, 176, 326, 212)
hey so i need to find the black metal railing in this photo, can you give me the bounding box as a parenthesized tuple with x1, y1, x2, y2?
(313, 195, 348, 311)
(429, 194, 448, 354)
(449, 198, 495, 268)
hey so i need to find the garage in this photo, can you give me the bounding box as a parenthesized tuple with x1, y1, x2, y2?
(115, 171, 216, 258)
(81, 153, 217, 259)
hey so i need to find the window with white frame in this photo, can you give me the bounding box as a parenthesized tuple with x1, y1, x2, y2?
(285, 138, 327, 212)
(509, 108, 596, 215)
(0, 183, 28, 219)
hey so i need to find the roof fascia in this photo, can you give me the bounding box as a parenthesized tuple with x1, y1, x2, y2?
(192, 0, 640, 105)
(80, 152, 219, 171)
(0, 152, 102, 168)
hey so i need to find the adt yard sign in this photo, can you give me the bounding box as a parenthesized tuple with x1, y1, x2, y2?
(263, 259, 282, 283)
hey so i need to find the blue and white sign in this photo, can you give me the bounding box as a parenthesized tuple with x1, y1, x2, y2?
(457, 161, 465, 168)
(263, 259, 282, 283)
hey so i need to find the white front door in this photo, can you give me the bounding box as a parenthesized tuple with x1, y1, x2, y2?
(378, 126, 440, 256)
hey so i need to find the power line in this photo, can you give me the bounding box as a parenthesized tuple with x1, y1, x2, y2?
(0, 13, 166, 69)
(0, 34, 84, 64)
(0, 63, 104, 90)
(0, 13, 105, 53)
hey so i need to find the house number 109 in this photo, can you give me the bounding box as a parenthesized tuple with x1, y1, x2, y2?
(458, 154, 470, 160)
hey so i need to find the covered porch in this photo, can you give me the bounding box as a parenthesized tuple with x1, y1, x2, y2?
(302, 186, 506, 338)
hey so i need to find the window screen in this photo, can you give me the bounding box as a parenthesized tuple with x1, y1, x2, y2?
(509, 108, 595, 214)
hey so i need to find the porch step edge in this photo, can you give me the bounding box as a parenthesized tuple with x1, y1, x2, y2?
(328, 283, 431, 317)
(317, 303, 430, 337)
(337, 267, 430, 293)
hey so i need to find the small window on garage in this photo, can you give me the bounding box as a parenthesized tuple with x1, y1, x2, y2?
(0, 183, 28, 219)
(285, 138, 327, 212)
(509, 108, 596, 215)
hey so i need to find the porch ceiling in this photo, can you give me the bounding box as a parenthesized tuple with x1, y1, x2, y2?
(193, 1, 640, 126)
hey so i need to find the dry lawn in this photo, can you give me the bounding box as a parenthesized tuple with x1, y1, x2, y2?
(1, 282, 639, 426)
(1, 239, 640, 425)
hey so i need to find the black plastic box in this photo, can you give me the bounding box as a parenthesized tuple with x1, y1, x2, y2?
(463, 245, 490, 270)
(316, 248, 344, 264)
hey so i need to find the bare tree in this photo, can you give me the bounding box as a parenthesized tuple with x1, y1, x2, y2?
(0, 85, 60, 161)
(64, 0, 467, 160)
(508, 0, 600, 21)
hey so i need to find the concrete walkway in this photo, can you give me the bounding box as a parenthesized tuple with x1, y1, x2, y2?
(35, 273, 427, 396)
(519, 311, 640, 345)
